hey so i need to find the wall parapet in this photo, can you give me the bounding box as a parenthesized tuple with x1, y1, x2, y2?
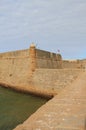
(0, 43, 85, 98)
(1, 43, 85, 70)
(29, 44, 62, 70)
(0, 49, 29, 59)
(35, 48, 62, 60)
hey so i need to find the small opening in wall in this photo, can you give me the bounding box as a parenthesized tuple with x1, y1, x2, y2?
(9, 74, 12, 77)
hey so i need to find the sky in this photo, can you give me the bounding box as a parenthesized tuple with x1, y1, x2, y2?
(0, 0, 86, 59)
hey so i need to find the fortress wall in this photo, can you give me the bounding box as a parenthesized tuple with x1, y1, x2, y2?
(80, 59, 86, 69)
(36, 49, 58, 59)
(31, 69, 82, 95)
(0, 44, 85, 130)
(0, 50, 83, 97)
(14, 70, 86, 130)
(0, 67, 82, 97)
(0, 57, 30, 87)
(0, 49, 29, 58)
(0, 44, 83, 97)
(36, 58, 62, 69)
(0, 45, 63, 81)
(62, 60, 82, 69)
(35, 49, 62, 69)
(0, 49, 31, 87)
(0, 44, 62, 93)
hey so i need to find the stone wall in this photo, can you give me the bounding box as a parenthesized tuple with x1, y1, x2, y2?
(0, 44, 62, 86)
(0, 48, 31, 87)
(36, 58, 62, 69)
(0, 44, 84, 97)
(32, 69, 82, 94)
(13, 70, 86, 130)
(0, 44, 63, 96)
(62, 60, 82, 69)
(36, 49, 61, 60)
(0, 57, 30, 86)
(0, 49, 29, 58)
(35, 49, 62, 69)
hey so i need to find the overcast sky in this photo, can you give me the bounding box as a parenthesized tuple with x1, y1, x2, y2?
(0, 0, 86, 59)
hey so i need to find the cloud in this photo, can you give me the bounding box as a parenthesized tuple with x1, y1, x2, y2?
(0, 0, 86, 59)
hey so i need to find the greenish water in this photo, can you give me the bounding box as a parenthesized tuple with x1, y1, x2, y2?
(0, 86, 47, 130)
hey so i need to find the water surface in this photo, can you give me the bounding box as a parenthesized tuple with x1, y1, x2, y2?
(0, 86, 47, 130)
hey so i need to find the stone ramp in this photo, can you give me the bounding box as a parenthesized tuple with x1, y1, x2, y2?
(13, 71, 86, 130)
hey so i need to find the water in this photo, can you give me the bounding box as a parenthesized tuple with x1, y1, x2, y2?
(0, 86, 47, 130)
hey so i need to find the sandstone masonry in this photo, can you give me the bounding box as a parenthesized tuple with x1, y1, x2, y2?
(0, 43, 85, 130)
(0, 43, 84, 97)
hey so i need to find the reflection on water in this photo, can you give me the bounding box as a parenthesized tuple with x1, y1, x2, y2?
(0, 86, 47, 130)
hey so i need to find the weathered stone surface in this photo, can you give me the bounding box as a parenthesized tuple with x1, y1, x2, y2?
(0, 46, 86, 129)
(0, 45, 84, 97)
(13, 71, 86, 130)
(0, 68, 82, 97)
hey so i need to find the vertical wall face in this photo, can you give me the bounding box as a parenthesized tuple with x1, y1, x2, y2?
(0, 44, 84, 94)
(0, 45, 63, 85)
(0, 49, 30, 86)
(0, 45, 63, 87)
(35, 49, 62, 69)
(62, 60, 83, 69)
(29, 44, 36, 71)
